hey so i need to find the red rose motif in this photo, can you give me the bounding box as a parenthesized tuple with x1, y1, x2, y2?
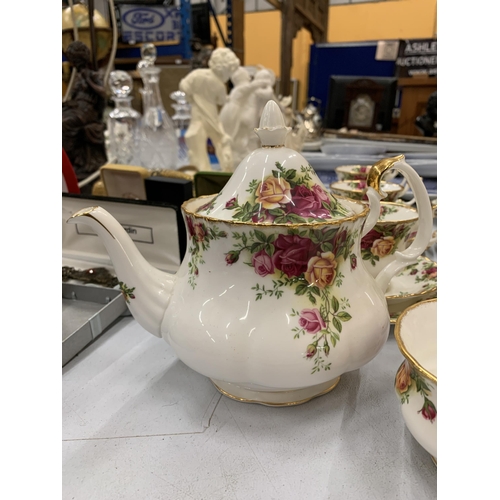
(350, 254, 357, 270)
(252, 250, 274, 277)
(306, 344, 317, 358)
(225, 197, 238, 209)
(194, 223, 206, 242)
(332, 228, 348, 255)
(225, 251, 239, 265)
(287, 185, 331, 219)
(251, 211, 275, 223)
(419, 401, 437, 423)
(361, 229, 383, 250)
(187, 217, 195, 237)
(198, 200, 213, 212)
(298, 308, 326, 334)
(272, 234, 316, 277)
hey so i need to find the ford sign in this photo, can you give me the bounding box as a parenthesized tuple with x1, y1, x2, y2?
(122, 8, 165, 31)
(118, 5, 181, 44)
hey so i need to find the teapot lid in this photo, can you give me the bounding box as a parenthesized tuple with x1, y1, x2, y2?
(196, 100, 355, 223)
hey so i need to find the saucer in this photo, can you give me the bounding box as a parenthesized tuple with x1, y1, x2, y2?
(385, 256, 437, 323)
(302, 139, 323, 151)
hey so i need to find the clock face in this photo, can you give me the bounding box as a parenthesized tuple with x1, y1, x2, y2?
(348, 94, 375, 128)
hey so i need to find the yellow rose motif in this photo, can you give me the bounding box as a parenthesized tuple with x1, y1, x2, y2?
(304, 252, 337, 289)
(255, 176, 292, 209)
(395, 361, 412, 393)
(371, 236, 395, 258)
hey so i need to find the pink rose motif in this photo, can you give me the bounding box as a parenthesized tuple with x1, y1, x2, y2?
(359, 166, 369, 174)
(298, 308, 326, 334)
(194, 223, 206, 242)
(272, 234, 316, 277)
(361, 229, 383, 250)
(410, 269, 418, 275)
(252, 250, 274, 277)
(287, 185, 331, 219)
(311, 184, 330, 204)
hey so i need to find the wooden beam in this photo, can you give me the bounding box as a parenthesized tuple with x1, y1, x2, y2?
(266, 0, 282, 11)
(280, 0, 295, 96)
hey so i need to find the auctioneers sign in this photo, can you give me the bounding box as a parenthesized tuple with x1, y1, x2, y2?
(395, 39, 437, 78)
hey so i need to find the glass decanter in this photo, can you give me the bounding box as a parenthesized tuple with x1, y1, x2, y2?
(107, 70, 141, 165)
(170, 90, 191, 167)
(137, 44, 178, 170)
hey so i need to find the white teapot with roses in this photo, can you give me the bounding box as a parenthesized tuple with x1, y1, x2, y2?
(68, 101, 433, 406)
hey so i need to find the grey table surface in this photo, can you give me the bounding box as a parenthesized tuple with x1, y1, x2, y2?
(62, 317, 437, 500)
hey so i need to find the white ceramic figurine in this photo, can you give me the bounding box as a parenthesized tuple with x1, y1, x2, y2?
(179, 48, 240, 172)
(219, 67, 270, 168)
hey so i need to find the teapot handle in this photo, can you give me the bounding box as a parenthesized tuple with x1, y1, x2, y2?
(363, 155, 434, 293)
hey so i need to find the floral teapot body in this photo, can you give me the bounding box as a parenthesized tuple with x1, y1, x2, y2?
(68, 101, 433, 405)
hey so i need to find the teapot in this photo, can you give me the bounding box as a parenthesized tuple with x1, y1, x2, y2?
(67, 101, 433, 406)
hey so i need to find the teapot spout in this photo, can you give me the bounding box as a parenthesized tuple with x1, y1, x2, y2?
(67, 206, 176, 338)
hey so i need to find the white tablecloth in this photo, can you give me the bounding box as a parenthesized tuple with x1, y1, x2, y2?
(63, 317, 437, 500)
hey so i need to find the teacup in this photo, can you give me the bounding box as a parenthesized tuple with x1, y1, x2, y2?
(335, 164, 398, 182)
(394, 298, 437, 461)
(330, 179, 405, 202)
(361, 202, 421, 278)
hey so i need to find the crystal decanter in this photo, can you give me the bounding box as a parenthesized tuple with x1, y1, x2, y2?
(170, 90, 191, 167)
(137, 44, 178, 170)
(107, 70, 141, 165)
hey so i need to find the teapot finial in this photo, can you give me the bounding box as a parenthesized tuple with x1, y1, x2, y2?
(254, 100, 291, 147)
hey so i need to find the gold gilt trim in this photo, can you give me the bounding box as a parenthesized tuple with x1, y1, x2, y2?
(68, 207, 116, 239)
(211, 377, 341, 406)
(181, 195, 370, 228)
(431, 456, 437, 466)
(385, 256, 437, 300)
(261, 144, 285, 148)
(394, 298, 437, 384)
(367, 155, 405, 195)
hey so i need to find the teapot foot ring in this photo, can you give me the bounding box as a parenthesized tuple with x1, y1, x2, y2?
(210, 377, 341, 407)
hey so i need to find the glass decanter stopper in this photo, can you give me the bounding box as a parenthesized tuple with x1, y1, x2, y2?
(141, 43, 157, 64)
(170, 90, 191, 167)
(107, 70, 141, 165)
(137, 44, 178, 170)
